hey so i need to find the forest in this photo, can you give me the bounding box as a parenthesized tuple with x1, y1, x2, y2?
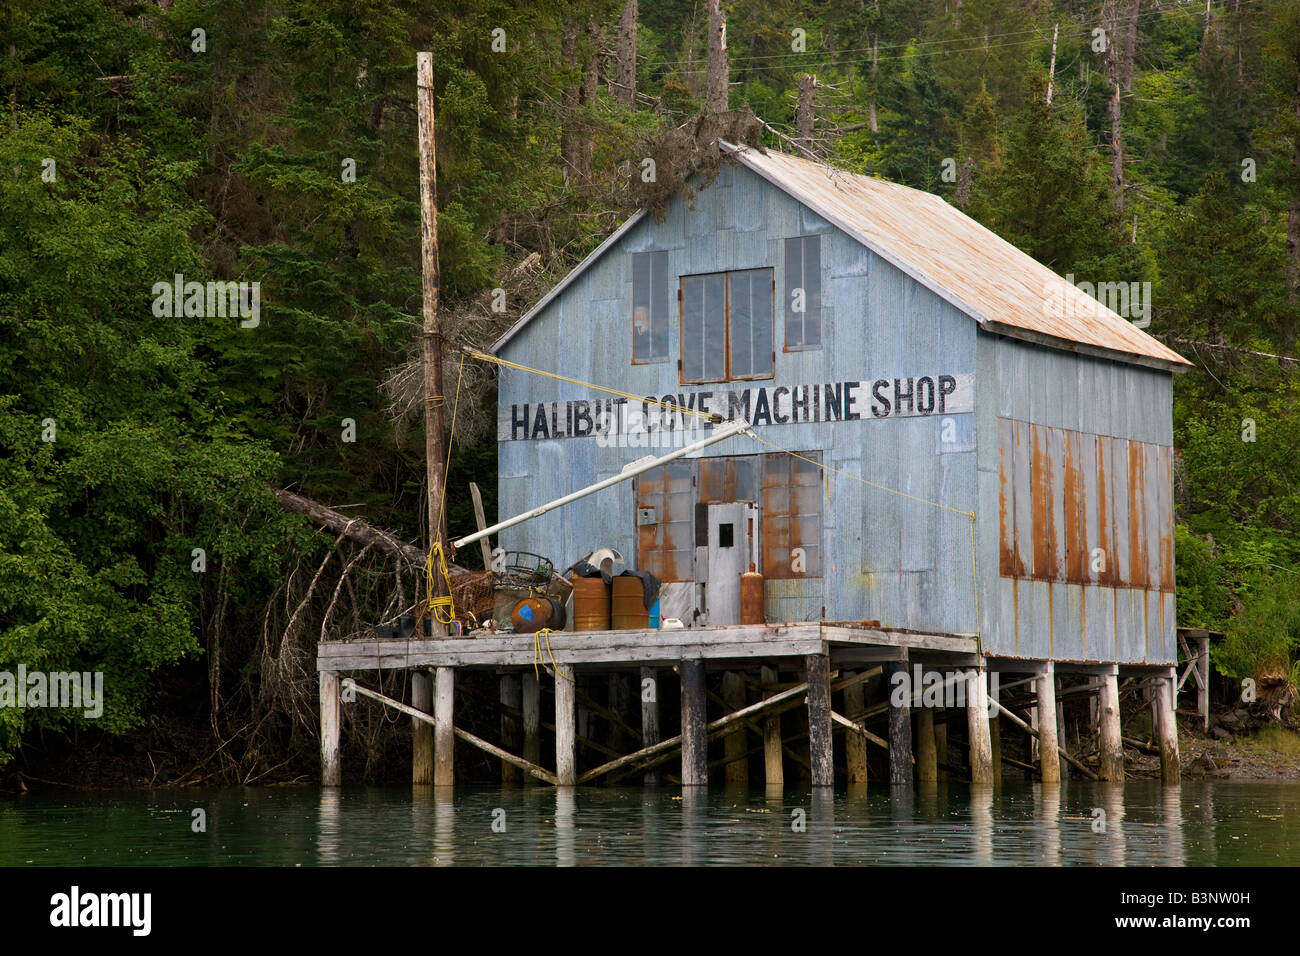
(1, 0, 1298, 785)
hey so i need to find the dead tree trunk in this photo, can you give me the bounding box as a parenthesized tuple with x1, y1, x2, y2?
(795, 73, 816, 146)
(614, 0, 637, 108)
(579, 18, 600, 180)
(1287, 64, 1300, 346)
(560, 20, 581, 183)
(1103, 0, 1124, 211)
(706, 0, 727, 116)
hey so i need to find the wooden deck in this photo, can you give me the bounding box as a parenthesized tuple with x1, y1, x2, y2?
(315, 621, 983, 672)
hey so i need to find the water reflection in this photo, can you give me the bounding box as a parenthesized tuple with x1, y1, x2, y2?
(4, 780, 1300, 866)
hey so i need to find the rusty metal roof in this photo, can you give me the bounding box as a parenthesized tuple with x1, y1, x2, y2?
(723, 142, 1190, 369)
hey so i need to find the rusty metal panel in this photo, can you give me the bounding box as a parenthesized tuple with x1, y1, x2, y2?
(1013, 419, 1034, 578)
(1127, 439, 1148, 590)
(1107, 436, 1131, 586)
(1160, 444, 1176, 592)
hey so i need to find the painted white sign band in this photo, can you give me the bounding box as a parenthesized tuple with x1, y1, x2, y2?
(498, 374, 974, 441)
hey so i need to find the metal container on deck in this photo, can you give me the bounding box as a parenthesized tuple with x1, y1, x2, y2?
(569, 573, 611, 632)
(740, 564, 765, 625)
(510, 596, 565, 634)
(611, 575, 649, 630)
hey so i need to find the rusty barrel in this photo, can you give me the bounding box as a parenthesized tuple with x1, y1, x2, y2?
(741, 566, 765, 625)
(569, 573, 611, 632)
(511, 596, 565, 634)
(611, 575, 649, 630)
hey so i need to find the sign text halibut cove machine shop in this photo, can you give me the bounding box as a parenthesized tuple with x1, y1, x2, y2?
(498, 374, 974, 441)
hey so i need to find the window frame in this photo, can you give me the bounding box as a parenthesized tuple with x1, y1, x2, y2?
(677, 267, 776, 385)
(631, 250, 671, 365)
(783, 234, 822, 352)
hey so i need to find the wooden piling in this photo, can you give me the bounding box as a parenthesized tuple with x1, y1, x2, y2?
(1153, 669, 1180, 784)
(500, 673, 522, 786)
(1036, 664, 1061, 784)
(1055, 674, 1068, 779)
(680, 660, 708, 785)
(989, 712, 1002, 786)
(761, 665, 783, 786)
(722, 671, 749, 785)
(915, 706, 937, 783)
(640, 665, 661, 784)
(1098, 671, 1124, 781)
(608, 672, 633, 756)
(412, 670, 434, 785)
(806, 654, 833, 787)
(522, 671, 541, 785)
(843, 672, 868, 785)
(884, 660, 912, 785)
(320, 671, 341, 787)
(966, 670, 994, 784)
(434, 667, 454, 786)
(934, 721, 948, 782)
(555, 665, 577, 785)
(1197, 634, 1210, 733)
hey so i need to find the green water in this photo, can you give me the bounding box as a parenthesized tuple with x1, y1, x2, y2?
(1, 781, 1296, 866)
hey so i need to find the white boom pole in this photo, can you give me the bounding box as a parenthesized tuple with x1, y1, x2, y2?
(451, 418, 753, 552)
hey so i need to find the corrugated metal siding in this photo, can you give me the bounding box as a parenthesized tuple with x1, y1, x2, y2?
(723, 144, 1190, 369)
(976, 332, 1176, 664)
(497, 161, 1175, 662)
(498, 162, 978, 635)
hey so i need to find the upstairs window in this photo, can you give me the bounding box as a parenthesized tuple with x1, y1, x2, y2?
(632, 251, 670, 363)
(784, 235, 822, 350)
(680, 268, 774, 384)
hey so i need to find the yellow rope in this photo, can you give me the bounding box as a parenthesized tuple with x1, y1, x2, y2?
(426, 353, 466, 625)
(463, 348, 982, 639)
(532, 628, 573, 683)
(746, 432, 975, 520)
(464, 347, 717, 422)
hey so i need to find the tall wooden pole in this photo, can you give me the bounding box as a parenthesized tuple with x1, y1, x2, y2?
(417, 52, 451, 788)
(418, 52, 451, 612)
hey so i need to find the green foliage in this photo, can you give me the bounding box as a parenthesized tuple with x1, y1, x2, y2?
(1215, 571, 1300, 680)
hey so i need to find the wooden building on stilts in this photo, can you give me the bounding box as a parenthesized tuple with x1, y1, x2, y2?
(318, 141, 1193, 790)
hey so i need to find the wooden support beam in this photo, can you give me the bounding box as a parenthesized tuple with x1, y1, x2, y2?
(606, 672, 635, 756)
(320, 671, 341, 787)
(1055, 674, 1068, 780)
(555, 665, 577, 785)
(1198, 635, 1210, 733)
(580, 679, 810, 784)
(935, 722, 948, 782)
(761, 665, 783, 786)
(344, 678, 558, 785)
(522, 671, 541, 786)
(1036, 665, 1061, 784)
(640, 666, 660, 784)
(806, 654, 834, 787)
(681, 660, 708, 786)
(884, 660, 913, 784)
(722, 671, 749, 785)
(989, 710, 1002, 786)
(468, 482, 494, 570)
(966, 670, 994, 784)
(1152, 669, 1180, 784)
(830, 711, 889, 750)
(843, 673, 868, 784)
(434, 667, 454, 786)
(1098, 671, 1124, 781)
(500, 674, 521, 786)
(989, 694, 1097, 780)
(412, 670, 433, 785)
(915, 707, 937, 783)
